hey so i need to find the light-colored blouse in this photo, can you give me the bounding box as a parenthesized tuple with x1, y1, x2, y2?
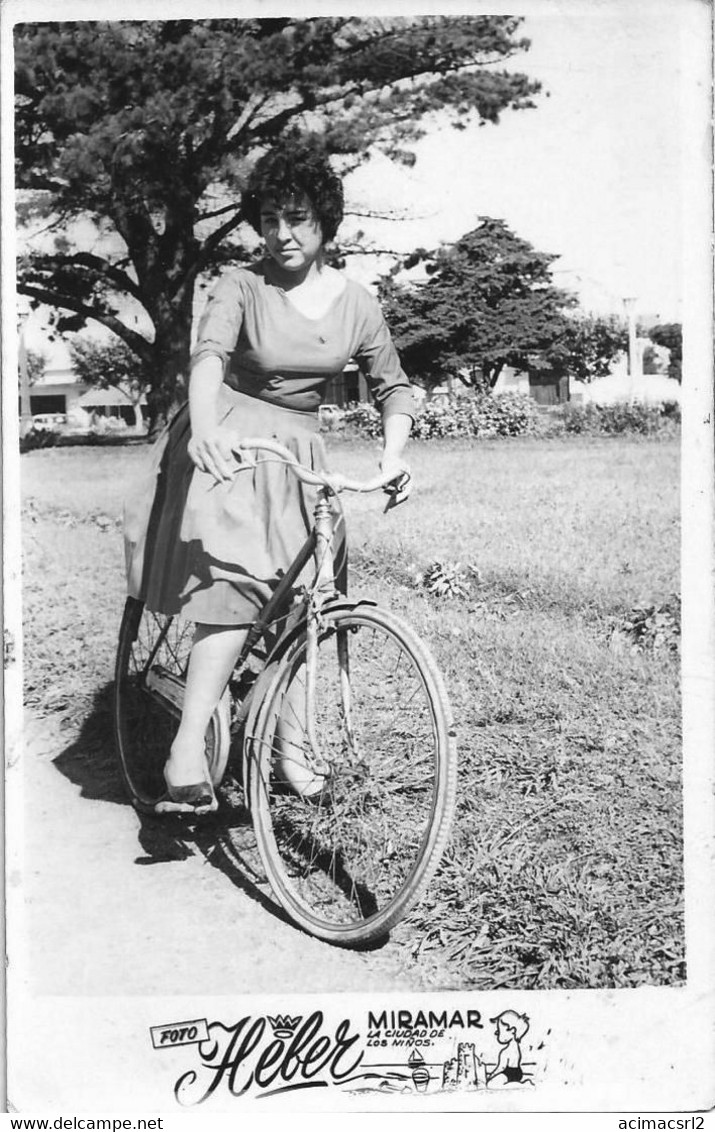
(190, 262, 415, 419)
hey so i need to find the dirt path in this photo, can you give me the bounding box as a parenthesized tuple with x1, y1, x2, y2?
(18, 712, 446, 998)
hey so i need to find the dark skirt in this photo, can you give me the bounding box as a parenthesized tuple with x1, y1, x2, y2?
(123, 387, 337, 626)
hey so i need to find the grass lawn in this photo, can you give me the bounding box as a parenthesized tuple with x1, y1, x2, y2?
(20, 433, 682, 989)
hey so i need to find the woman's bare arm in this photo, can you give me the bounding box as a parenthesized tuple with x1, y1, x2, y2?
(187, 355, 237, 482)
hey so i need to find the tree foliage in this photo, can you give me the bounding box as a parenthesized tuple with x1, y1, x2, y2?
(25, 348, 48, 385)
(380, 219, 577, 390)
(558, 314, 629, 384)
(15, 17, 540, 424)
(645, 323, 682, 383)
(69, 335, 149, 398)
(641, 343, 660, 375)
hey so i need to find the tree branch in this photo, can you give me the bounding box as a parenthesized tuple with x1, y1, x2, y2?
(182, 209, 246, 294)
(338, 243, 404, 257)
(226, 91, 270, 143)
(248, 97, 313, 143)
(18, 284, 154, 362)
(344, 207, 419, 221)
(197, 201, 243, 223)
(238, 76, 389, 145)
(195, 89, 271, 174)
(109, 136, 164, 284)
(26, 253, 145, 304)
(16, 204, 75, 239)
(22, 172, 69, 194)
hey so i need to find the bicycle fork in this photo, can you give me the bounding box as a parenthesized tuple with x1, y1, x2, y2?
(302, 491, 356, 769)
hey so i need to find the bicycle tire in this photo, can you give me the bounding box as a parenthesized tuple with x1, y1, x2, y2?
(113, 597, 230, 813)
(247, 603, 457, 946)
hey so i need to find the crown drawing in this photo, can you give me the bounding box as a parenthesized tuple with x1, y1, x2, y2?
(268, 1015, 301, 1039)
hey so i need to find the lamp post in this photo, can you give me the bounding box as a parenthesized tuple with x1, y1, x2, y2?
(622, 295, 640, 402)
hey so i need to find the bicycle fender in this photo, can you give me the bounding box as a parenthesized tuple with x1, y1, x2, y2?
(319, 596, 379, 616)
(241, 659, 282, 793)
(260, 597, 379, 669)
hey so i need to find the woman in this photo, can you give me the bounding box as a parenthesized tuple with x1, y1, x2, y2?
(124, 142, 415, 815)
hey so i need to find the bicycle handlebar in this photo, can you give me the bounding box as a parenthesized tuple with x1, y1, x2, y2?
(234, 436, 408, 495)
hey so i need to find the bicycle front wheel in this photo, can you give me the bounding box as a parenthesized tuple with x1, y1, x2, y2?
(248, 603, 457, 946)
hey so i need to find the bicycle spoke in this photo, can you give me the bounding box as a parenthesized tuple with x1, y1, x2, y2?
(114, 600, 227, 811)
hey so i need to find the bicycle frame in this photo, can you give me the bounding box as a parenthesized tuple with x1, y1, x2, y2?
(237, 484, 343, 665)
(232, 483, 350, 785)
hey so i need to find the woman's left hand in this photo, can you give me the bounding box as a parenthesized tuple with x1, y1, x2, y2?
(380, 454, 412, 509)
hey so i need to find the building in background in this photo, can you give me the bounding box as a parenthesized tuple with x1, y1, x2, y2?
(321, 361, 370, 409)
(25, 364, 147, 428)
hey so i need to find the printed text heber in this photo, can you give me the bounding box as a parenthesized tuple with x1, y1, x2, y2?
(174, 1012, 363, 1103)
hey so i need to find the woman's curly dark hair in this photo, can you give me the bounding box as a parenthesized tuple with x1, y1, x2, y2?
(240, 141, 344, 244)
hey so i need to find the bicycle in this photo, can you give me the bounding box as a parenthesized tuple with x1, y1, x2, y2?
(113, 438, 457, 947)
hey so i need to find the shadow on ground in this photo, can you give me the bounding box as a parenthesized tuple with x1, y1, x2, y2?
(51, 681, 293, 923)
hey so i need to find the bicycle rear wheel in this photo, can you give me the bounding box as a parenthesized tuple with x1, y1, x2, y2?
(248, 603, 457, 946)
(113, 597, 230, 813)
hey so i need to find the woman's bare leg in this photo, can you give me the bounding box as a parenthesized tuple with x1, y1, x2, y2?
(274, 670, 325, 797)
(164, 623, 321, 802)
(164, 623, 248, 790)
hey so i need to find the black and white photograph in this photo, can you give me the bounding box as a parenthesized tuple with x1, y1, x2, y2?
(3, 0, 713, 1117)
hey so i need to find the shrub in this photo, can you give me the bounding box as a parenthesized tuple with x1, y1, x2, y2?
(562, 403, 605, 434)
(661, 401, 681, 421)
(597, 402, 664, 434)
(530, 407, 567, 438)
(412, 393, 535, 440)
(613, 595, 681, 653)
(410, 400, 465, 439)
(343, 394, 678, 440)
(342, 402, 382, 439)
(345, 393, 535, 440)
(20, 426, 61, 453)
(562, 400, 678, 436)
(422, 560, 470, 598)
(470, 391, 535, 437)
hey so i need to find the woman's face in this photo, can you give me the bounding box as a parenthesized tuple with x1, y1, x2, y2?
(260, 192, 324, 272)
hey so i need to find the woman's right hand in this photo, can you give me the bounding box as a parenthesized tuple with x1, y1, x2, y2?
(187, 425, 243, 483)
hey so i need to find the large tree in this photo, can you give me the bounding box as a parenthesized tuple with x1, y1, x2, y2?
(380, 219, 577, 390)
(15, 17, 540, 425)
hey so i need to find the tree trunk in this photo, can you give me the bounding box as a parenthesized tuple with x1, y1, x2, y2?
(114, 165, 201, 434)
(130, 399, 145, 434)
(487, 361, 505, 391)
(455, 367, 477, 389)
(145, 301, 194, 434)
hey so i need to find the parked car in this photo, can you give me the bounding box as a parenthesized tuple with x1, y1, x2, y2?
(318, 403, 345, 428)
(31, 413, 67, 431)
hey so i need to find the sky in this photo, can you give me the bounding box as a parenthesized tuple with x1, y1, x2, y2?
(343, 2, 692, 321)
